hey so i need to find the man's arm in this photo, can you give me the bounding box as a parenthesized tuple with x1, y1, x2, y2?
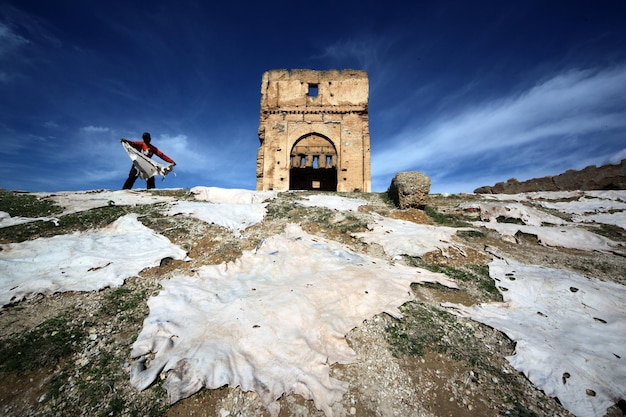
(152, 146, 175, 165)
(120, 138, 144, 151)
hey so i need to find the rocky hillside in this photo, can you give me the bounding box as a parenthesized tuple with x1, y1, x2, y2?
(475, 159, 626, 194)
(0, 187, 624, 417)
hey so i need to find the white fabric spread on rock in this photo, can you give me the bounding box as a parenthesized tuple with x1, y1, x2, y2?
(163, 201, 267, 237)
(191, 186, 277, 204)
(538, 196, 626, 216)
(443, 256, 626, 417)
(352, 215, 470, 258)
(130, 223, 458, 417)
(0, 210, 59, 229)
(481, 190, 626, 204)
(463, 200, 625, 254)
(296, 194, 367, 212)
(461, 201, 568, 226)
(479, 191, 626, 229)
(33, 189, 177, 216)
(572, 210, 626, 229)
(0, 214, 188, 307)
(480, 222, 624, 254)
(123, 141, 174, 180)
(534, 193, 626, 229)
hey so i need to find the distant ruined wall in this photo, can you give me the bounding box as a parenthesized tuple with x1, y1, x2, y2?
(256, 69, 371, 192)
(474, 159, 626, 194)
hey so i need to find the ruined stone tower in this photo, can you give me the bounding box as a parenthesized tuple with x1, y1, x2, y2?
(256, 69, 371, 192)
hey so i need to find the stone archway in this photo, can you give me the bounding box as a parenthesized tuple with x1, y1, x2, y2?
(289, 134, 338, 191)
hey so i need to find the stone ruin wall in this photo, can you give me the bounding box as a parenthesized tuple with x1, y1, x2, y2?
(256, 69, 371, 192)
(474, 159, 626, 193)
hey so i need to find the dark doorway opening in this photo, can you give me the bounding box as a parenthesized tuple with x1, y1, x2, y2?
(289, 166, 337, 191)
(289, 134, 337, 191)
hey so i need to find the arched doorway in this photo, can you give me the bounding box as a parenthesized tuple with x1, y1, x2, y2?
(289, 134, 337, 191)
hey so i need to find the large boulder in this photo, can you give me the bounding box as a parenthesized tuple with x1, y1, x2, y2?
(387, 171, 431, 209)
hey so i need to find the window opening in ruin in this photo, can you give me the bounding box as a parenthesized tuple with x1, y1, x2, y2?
(313, 155, 319, 169)
(307, 84, 318, 97)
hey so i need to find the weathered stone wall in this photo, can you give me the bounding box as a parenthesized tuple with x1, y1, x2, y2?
(256, 69, 371, 192)
(474, 159, 626, 194)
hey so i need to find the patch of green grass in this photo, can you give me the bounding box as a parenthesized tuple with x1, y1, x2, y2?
(0, 204, 161, 242)
(572, 257, 614, 275)
(376, 192, 396, 207)
(265, 198, 336, 226)
(310, 208, 334, 224)
(407, 258, 499, 299)
(70, 351, 154, 416)
(47, 366, 71, 399)
(76, 352, 118, 406)
(46, 357, 167, 417)
(424, 205, 472, 227)
(385, 302, 450, 357)
(61, 206, 133, 228)
(336, 214, 369, 234)
(264, 198, 307, 221)
(592, 223, 626, 242)
(148, 188, 193, 199)
(496, 216, 525, 225)
(385, 300, 498, 370)
(213, 239, 243, 262)
(0, 315, 87, 373)
(457, 229, 485, 239)
(501, 402, 539, 417)
(385, 301, 513, 382)
(99, 287, 148, 319)
(103, 395, 126, 417)
(126, 382, 168, 417)
(0, 190, 64, 217)
(514, 231, 539, 244)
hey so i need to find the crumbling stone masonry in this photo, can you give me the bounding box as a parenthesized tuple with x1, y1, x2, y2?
(474, 159, 626, 193)
(256, 69, 371, 192)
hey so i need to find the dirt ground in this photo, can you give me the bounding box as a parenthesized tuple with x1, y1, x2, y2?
(0, 190, 624, 417)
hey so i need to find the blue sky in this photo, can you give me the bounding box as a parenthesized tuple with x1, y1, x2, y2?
(1, 1, 625, 194)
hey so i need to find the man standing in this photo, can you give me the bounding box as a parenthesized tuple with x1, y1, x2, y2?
(121, 132, 176, 189)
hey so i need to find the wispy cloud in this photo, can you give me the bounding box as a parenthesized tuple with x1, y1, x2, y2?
(0, 22, 30, 57)
(0, 21, 30, 83)
(81, 125, 110, 133)
(372, 65, 626, 192)
(608, 148, 626, 165)
(157, 134, 215, 174)
(315, 36, 390, 71)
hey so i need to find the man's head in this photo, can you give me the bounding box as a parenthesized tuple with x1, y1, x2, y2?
(142, 132, 151, 144)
